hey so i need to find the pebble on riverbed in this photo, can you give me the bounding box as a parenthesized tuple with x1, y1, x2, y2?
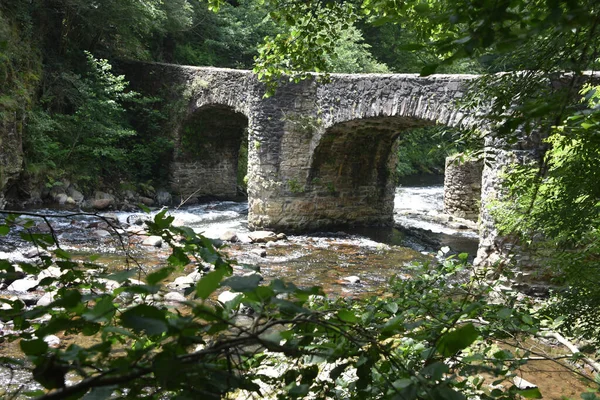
(43, 334, 61, 348)
(342, 276, 361, 285)
(164, 292, 186, 302)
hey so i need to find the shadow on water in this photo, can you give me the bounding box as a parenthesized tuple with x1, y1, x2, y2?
(339, 225, 479, 259)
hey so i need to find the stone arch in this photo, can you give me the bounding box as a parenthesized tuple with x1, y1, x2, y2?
(170, 104, 249, 200)
(301, 115, 437, 228)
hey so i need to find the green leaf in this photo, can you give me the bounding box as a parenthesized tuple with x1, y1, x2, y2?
(121, 304, 168, 336)
(167, 247, 190, 267)
(105, 269, 137, 283)
(420, 64, 439, 76)
(329, 362, 351, 381)
(196, 268, 227, 299)
(497, 307, 512, 319)
(392, 378, 413, 389)
(83, 385, 119, 400)
(382, 315, 404, 333)
(420, 361, 449, 381)
(83, 296, 116, 323)
(397, 43, 424, 51)
(436, 323, 479, 356)
(517, 387, 542, 398)
(337, 309, 359, 323)
(55, 289, 82, 309)
(385, 302, 398, 314)
(521, 314, 534, 325)
(581, 122, 596, 129)
(0, 225, 9, 235)
(222, 274, 262, 292)
(146, 267, 174, 286)
(53, 248, 72, 260)
(432, 386, 466, 400)
(20, 339, 48, 356)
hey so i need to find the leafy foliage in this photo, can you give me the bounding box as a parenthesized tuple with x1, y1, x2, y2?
(1, 211, 591, 399)
(493, 84, 600, 342)
(24, 53, 171, 191)
(395, 126, 464, 179)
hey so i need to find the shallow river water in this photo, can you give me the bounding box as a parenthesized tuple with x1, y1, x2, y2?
(0, 184, 478, 296)
(1, 185, 596, 398)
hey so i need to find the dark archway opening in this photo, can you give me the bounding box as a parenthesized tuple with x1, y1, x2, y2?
(305, 117, 479, 255)
(306, 116, 434, 227)
(174, 105, 248, 200)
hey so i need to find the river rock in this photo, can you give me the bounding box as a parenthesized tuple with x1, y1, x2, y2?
(23, 248, 50, 259)
(139, 196, 154, 206)
(218, 290, 242, 305)
(164, 292, 186, 302)
(97, 278, 121, 292)
(7, 276, 40, 292)
(38, 266, 64, 280)
(92, 198, 113, 210)
(93, 229, 111, 238)
(220, 230, 238, 242)
(251, 248, 267, 258)
(49, 184, 66, 200)
(167, 276, 194, 290)
(186, 271, 203, 282)
(248, 231, 278, 243)
(156, 189, 172, 206)
(127, 214, 147, 226)
(43, 335, 61, 348)
(342, 276, 361, 284)
(276, 233, 287, 240)
(55, 193, 69, 205)
(36, 291, 57, 306)
(67, 187, 84, 204)
(95, 191, 114, 201)
(142, 236, 163, 247)
(122, 189, 137, 201)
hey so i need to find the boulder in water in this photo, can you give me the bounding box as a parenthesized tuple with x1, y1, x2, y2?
(92, 198, 113, 210)
(43, 334, 61, 348)
(248, 231, 278, 243)
(67, 187, 85, 204)
(167, 275, 194, 290)
(7, 276, 40, 292)
(139, 196, 154, 206)
(164, 292, 186, 302)
(276, 233, 287, 241)
(93, 229, 111, 238)
(37, 291, 57, 307)
(142, 236, 163, 247)
(218, 290, 242, 305)
(156, 189, 172, 206)
(220, 230, 238, 242)
(251, 248, 267, 258)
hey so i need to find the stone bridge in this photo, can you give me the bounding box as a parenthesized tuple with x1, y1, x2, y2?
(121, 61, 486, 233)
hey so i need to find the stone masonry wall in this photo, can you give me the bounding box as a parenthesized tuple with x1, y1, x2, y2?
(250, 73, 479, 231)
(443, 154, 483, 222)
(119, 62, 484, 234)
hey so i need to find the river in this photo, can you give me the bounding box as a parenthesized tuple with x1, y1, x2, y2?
(0, 183, 477, 393)
(1, 183, 478, 296)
